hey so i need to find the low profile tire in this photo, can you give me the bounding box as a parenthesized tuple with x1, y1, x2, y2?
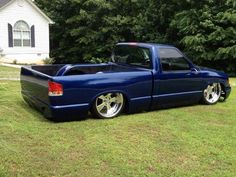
(92, 93, 125, 119)
(202, 83, 222, 105)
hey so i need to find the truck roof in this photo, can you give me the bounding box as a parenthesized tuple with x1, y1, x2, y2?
(117, 42, 174, 48)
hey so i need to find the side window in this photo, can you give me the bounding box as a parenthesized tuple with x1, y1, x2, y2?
(114, 45, 152, 69)
(159, 48, 190, 71)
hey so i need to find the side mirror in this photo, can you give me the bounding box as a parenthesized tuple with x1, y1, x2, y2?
(191, 67, 199, 74)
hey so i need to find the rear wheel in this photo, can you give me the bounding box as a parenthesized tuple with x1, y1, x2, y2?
(92, 93, 124, 119)
(202, 83, 221, 105)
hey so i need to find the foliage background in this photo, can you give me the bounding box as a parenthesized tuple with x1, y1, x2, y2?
(35, 0, 236, 73)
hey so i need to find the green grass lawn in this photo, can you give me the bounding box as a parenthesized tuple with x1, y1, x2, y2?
(0, 66, 235, 177)
(0, 65, 20, 79)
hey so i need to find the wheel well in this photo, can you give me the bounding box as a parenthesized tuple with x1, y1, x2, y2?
(220, 83, 225, 91)
(220, 83, 226, 96)
(122, 94, 129, 113)
(206, 82, 226, 96)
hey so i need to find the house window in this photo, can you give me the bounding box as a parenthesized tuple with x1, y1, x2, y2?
(13, 21, 31, 47)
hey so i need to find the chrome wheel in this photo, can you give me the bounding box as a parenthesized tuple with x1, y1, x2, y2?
(203, 83, 221, 104)
(94, 93, 124, 118)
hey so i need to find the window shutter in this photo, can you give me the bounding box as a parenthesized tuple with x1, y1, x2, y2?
(8, 24, 13, 47)
(31, 25, 35, 47)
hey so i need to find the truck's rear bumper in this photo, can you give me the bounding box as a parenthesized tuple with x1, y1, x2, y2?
(22, 93, 90, 120)
(50, 103, 90, 119)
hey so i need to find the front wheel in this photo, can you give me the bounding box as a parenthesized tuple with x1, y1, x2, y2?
(202, 83, 222, 105)
(92, 93, 125, 119)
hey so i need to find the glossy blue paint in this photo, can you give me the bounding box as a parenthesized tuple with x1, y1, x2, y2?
(20, 43, 231, 119)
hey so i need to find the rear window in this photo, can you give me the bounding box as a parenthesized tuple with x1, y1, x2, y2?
(113, 45, 152, 69)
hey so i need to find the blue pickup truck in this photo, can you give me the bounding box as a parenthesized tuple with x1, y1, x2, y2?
(21, 43, 231, 120)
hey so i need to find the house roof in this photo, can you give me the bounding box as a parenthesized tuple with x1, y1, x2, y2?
(0, 0, 11, 8)
(0, 0, 54, 24)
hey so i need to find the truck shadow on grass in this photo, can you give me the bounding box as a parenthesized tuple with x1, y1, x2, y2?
(19, 98, 228, 123)
(17, 100, 218, 123)
(18, 100, 52, 123)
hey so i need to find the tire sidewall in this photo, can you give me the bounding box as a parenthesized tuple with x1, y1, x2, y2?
(91, 93, 125, 119)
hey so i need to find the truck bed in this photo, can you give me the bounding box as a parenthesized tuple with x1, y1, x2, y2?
(20, 63, 153, 119)
(29, 63, 143, 77)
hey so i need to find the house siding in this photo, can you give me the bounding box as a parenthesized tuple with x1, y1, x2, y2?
(0, 0, 51, 64)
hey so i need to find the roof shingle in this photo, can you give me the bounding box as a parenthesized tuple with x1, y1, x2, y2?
(0, 0, 53, 23)
(0, 0, 12, 8)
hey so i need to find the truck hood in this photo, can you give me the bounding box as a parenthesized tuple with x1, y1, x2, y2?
(197, 66, 228, 79)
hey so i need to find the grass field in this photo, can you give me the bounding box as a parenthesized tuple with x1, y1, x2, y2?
(0, 65, 20, 79)
(0, 66, 235, 177)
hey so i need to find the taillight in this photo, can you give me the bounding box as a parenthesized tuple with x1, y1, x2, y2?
(48, 81, 63, 96)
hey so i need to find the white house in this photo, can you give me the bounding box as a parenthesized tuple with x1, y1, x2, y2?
(0, 0, 53, 64)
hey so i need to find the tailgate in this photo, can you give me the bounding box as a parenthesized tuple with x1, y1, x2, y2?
(20, 66, 51, 109)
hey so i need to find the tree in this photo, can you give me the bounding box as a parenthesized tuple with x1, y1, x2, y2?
(35, 0, 236, 73)
(170, 0, 236, 72)
(35, 0, 171, 63)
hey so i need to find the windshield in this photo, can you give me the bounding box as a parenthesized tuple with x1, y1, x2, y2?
(113, 45, 152, 69)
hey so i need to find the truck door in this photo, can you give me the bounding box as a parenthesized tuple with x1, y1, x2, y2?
(152, 47, 204, 107)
